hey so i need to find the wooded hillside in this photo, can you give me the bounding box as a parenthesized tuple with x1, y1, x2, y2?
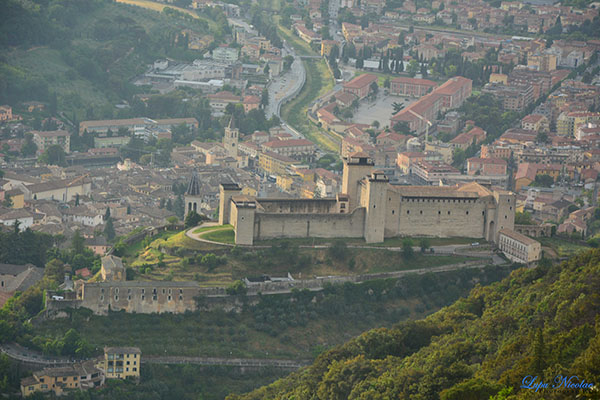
(228, 251, 600, 399)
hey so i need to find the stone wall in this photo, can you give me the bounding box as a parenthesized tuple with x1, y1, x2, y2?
(395, 197, 487, 237)
(254, 208, 366, 240)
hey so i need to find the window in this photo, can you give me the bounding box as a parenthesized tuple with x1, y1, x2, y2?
(179, 295, 183, 300)
(438, 211, 441, 215)
(141, 295, 145, 300)
(133, 368, 137, 372)
(162, 289, 166, 294)
(141, 289, 145, 294)
(420, 210, 423, 214)
(153, 295, 157, 300)
(100, 296, 104, 301)
(448, 211, 451, 215)
(407, 210, 410, 214)
(128, 295, 131, 300)
(115, 288, 119, 294)
(115, 295, 118, 301)
(168, 295, 172, 301)
(466, 211, 469, 215)
(392, 210, 395, 214)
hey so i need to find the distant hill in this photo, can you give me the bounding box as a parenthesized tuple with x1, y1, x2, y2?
(1, 0, 218, 115)
(227, 250, 600, 400)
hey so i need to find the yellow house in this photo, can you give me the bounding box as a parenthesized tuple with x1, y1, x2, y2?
(20, 362, 103, 397)
(276, 174, 294, 191)
(103, 347, 141, 380)
(321, 40, 339, 57)
(258, 151, 295, 175)
(241, 186, 257, 197)
(4, 188, 25, 208)
(488, 73, 507, 84)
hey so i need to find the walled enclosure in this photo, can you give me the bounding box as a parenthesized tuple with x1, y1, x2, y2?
(221, 153, 516, 245)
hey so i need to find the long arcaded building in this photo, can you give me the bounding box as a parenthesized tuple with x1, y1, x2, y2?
(220, 152, 516, 245)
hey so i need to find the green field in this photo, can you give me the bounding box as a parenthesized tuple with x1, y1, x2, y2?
(538, 236, 590, 258)
(281, 59, 339, 152)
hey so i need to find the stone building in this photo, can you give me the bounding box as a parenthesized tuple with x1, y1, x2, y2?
(185, 171, 202, 217)
(221, 153, 516, 245)
(101, 255, 126, 282)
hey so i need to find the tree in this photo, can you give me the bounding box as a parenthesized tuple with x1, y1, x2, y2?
(261, 88, 269, 108)
(2, 194, 13, 208)
(534, 174, 554, 187)
(38, 145, 66, 166)
(392, 102, 404, 114)
(515, 211, 534, 225)
(184, 210, 203, 228)
(283, 55, 294, 71)
(370, 81, 378, 96)
(104, 207, 111, 220)
(536, 131, 549, 144)
(393, 121, 412, 135)
(72, 230, 85, 255)
(104, 218, 115, 241)
(407, 59, 419, 77)
(21, 133, 37, 157)
(419, 238, 431, 253)
(75, 193, 80, 206)
(383, 77, 390, 88)
(328, 241, 348, 261)
(174, 195, 185, 219)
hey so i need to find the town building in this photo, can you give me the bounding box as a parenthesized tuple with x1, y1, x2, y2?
(79, 118, 198, 136)
(101, 255, 126, 282)
(391, 77, 472, 134)
(0, 263, 43, 307)
(21, 362, 104, 397)
(32, 130, 71, 155)
(497, 228, 542, 264)
(467, 157, 508, 176)
(389, 77, 437, 97)
(103, 347, 141, 380)
(261, 139, 316, 160)
(343, 74, 378, 99)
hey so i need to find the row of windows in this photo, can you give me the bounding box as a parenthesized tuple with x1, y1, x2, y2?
(402, 198, 475, 203)
(101, 288, 184, 295)
(101, 294, 184, 302)
(404, 210, 477, 216)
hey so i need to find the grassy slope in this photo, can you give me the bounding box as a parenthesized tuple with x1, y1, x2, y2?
(230, 249, 600, 400)
(122, 230, 479, 284)
(115, 0, 218, 31)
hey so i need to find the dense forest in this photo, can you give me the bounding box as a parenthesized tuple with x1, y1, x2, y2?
(227, 250, 600, 399)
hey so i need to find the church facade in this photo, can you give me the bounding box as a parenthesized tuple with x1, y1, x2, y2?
(219, 153, 516, 245)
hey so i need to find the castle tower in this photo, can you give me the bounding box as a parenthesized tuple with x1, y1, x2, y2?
(219, 182, 242, 225)
(223, 115, 239, 158)
(488, 190, 516, 243)
(185, 171, 202, 217)
(363, 171, 389, 243)
(342, 152, 374, 211)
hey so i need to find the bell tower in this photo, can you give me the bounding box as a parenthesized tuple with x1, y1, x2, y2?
(223, 115, 239, 158)
(185, 170, 202, 217)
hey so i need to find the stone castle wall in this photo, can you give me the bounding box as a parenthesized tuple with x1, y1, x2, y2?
(395, 197, 488, 238)
(253, 208, 366, 240)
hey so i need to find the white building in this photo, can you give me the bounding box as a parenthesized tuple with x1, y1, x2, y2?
(498, 228, 542, 264)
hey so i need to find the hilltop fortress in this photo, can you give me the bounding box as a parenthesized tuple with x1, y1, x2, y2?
(219, 153, 516, 245)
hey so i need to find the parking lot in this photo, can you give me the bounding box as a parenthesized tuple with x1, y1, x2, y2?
(352, 91, 416, 128)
